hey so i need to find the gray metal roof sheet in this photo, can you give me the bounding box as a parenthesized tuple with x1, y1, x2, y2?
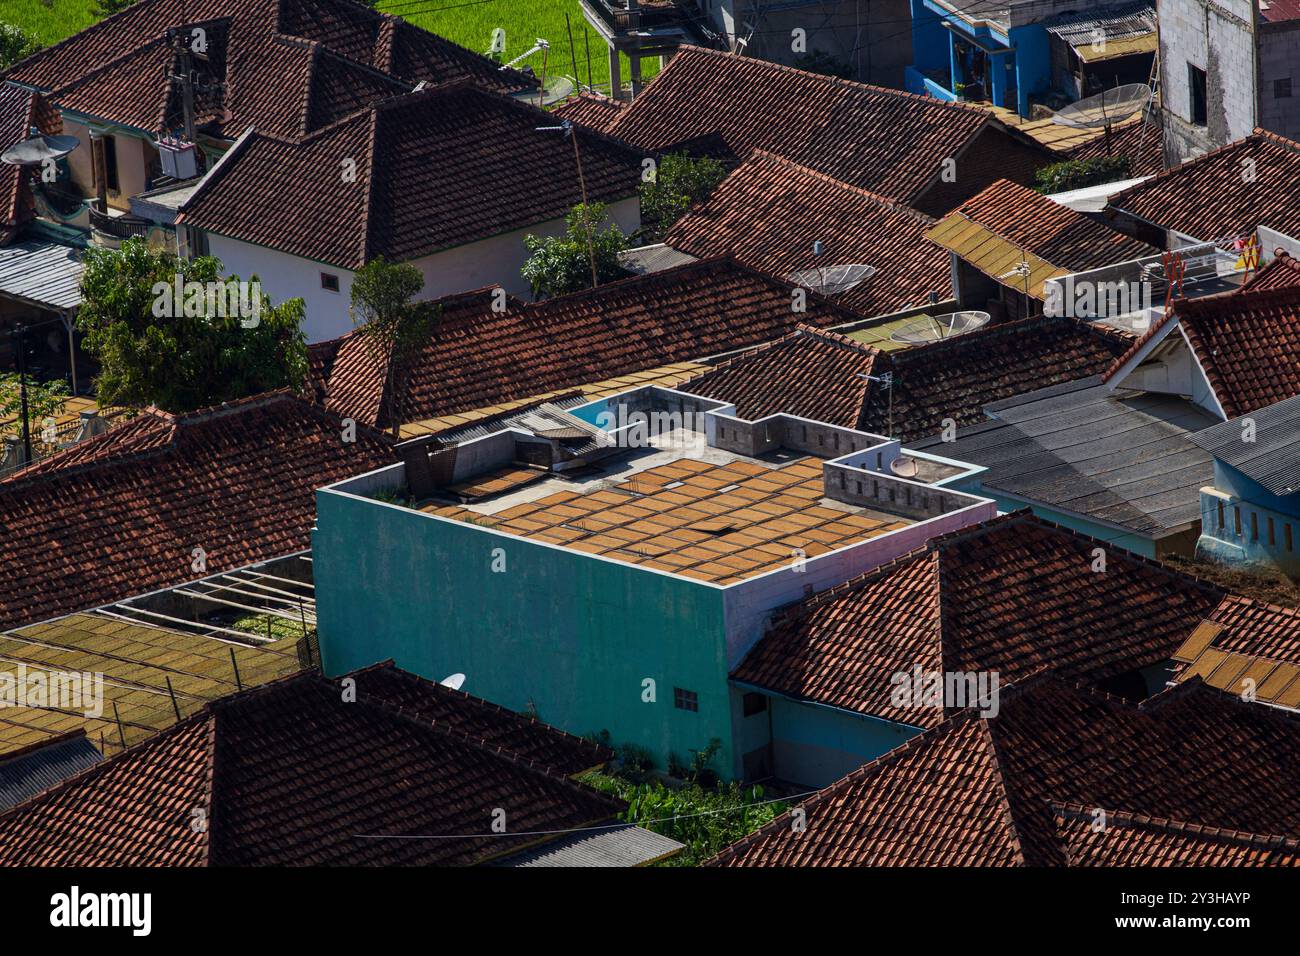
(0, 733, 102, 812)
(1189, 393, 1300, 497)
(0, 239, 84, 311)
(916, 376, 1217, 536)
(496, 824, 684, 867)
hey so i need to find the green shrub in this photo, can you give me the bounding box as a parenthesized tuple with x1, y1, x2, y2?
(1033, 156, 1132, 194)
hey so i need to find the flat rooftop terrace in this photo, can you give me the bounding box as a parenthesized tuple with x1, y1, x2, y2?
(423, 445, 913, 585)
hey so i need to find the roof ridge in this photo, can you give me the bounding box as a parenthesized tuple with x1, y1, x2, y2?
(1052, 801, 1300, 853)
(0, 0, 164, 82)
(347, 661, 613, 765)
(46, 33, 171, 98)
(741, 150, 938, 224)
(973, 717, 1032, 866)
(660, 45, 994, 117)
(1108, 131, 1285, 206)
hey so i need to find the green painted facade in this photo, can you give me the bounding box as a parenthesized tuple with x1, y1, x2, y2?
(314, 488, 738, 777)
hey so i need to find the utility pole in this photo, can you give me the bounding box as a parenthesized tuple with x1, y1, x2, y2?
(537, 120, 600, 289)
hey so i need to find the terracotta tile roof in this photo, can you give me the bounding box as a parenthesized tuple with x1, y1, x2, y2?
(731, 511, 1225, 727)
(1108, 286, 1300, 418)
(551, 91, 627, 132)
(180, 81, 643, 269)
(662, 152, 951, 316)
(318, 257, 870, 430)
(1053, 805, 1300, 866)
(684, 326, 878, 428)
(708, 675, 1300, 866)
(600, 46, 1053, 215)
(683, 315, 1131, 442)
(928, 179, 1157, 291)
(4, 0, 528, 137)
(0, 392, 395, 630)
(1107, 129, 1300, 239)
(1242, 251, 1300, 292)
(1200, 595, 1300, 662)
(1063, 115, 1166, 178)
(0, 85, 61, 244)
(0, 665, 621, 865)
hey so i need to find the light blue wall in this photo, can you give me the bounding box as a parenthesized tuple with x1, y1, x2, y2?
(1214, 462, 1300, 519)
(313, 488, 736, 776)
(767, 694, 921, 788)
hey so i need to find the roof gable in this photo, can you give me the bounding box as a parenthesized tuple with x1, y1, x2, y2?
(604, 46, 1008, 206)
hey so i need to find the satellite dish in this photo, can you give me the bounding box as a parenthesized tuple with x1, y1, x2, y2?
(889, 456, 919, 478)
(1052, 84, 1152, 129)
(487, 27, 506, 58)
(440, 673, 466, 691)
(537, 75, 576, 106)
(889, 311, 990, 345)
(787, 263, 877, 296)
(1, 134, 80, 167)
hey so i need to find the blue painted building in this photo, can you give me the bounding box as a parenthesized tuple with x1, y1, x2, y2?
(906, 0, 1156, 119)
(1190, 395, 1300, 577)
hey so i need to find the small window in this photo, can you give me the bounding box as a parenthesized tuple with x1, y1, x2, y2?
(674, 687, 699, 712)
(742, 692, 767, 717)
(1276, 77, 1292, 99)
(1287, 523, 1294, 553)
(1251, 511, 1259, 542)
(1268, 517, 1276, 546)
(320, 272, 340, 292)
(1234, 506, 1242, 537)
(1188, 63, 1208, 126)
(1217, 500, 1225, 530)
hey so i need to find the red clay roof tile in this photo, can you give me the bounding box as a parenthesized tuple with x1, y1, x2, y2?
(663, 151, 951, 316)
(731, 512, 1226, 727)
(1107, 129, 1300, 239)
(0, 391, 394, 630)
(709, 674, 1300, 866)
(0, 664, 618, 865)
(600, 46, 1053, 215)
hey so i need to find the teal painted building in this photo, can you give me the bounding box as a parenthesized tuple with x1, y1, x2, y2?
(313, 385, 995, 782)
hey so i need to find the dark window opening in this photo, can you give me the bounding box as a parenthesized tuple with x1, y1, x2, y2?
(1188, 63, 1208, 126)
(742, 692, 767, 717)
(103, 135, 119, 192)
(1276, 77, 1292, 99)
(674, 687, 699, 712)
(321, 272, 340, 292)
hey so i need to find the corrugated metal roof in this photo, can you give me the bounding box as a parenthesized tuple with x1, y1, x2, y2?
(0, 240, 84, 311)
(0, 732, 102, 811)
(925, 213, 1067, 300)
(1045, 2, 1156, 44)
(1189, 394, 1300, 497)
(916, 377, 1217, 536)
(496, 824, 684, 867)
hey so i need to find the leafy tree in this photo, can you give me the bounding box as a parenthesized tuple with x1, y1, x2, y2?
(0, 373, 68, 448)
(638, 152, 727, 241)
(521, 202, 628, 298)
(0, 23, 41, 70)
(349, 256, 428, 436)
(76, 239, 307, 412)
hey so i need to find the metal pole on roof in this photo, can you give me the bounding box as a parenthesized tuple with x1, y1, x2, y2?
(230, 647, 243, 691)
(112, 701, 126, 751)
(566, 14, 580, 96)
(165, 675, 182, 722)
(13, 326, 31, 464)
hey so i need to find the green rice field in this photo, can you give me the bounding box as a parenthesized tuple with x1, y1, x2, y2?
(2, 0, 655, 95)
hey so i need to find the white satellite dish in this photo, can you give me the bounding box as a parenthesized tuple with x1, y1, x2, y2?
(889, 310, 990, 345)
(1, 133, 80, 167)
(1052, 84, 1152, 129)
(889, 456, 919, 478)
(787, 263, 877, 296)
(440, 673, 466, 690)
